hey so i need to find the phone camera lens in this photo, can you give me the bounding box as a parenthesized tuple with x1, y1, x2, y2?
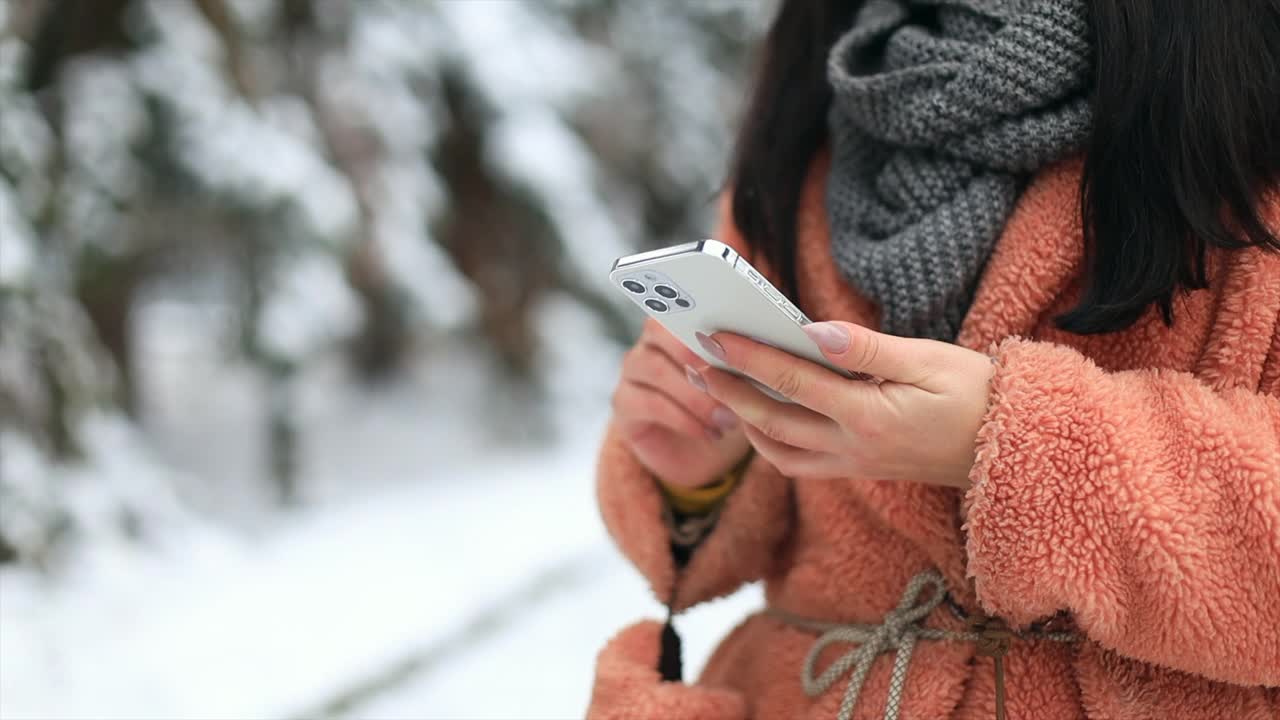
(654, 285, 678, 299)
(622, 280, 646, 294)
(674, 298, 691, 308)
(644, 298, 669, 313)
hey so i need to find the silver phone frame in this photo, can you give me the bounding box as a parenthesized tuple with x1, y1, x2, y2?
(611, 239, 863, 383)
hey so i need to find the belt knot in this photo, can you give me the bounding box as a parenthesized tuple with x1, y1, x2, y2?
(767, 569, 1079, 720)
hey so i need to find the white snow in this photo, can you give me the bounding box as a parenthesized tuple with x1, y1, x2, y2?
(0, 176, 34, 286)
(371, 160, 478, 330)
(1, 354, 760, 720)
(1, 427, 597, 720)
(304, 2, 478, 331)
(0, 2, 768, 717)
(257, 253, 364, 362)
(0, 412, 192, 563)
(62, 58, 147, 202)
(346, 559, 764, 720)
(130, 0, 360, 244)
(172, 94, 359, 242)
(488, 108, 635, 300)
(1, 287, 765, 719)
(0, 416, 764, 720)
(0, 42, 55, 223)
(0, 432, 57, 557)
(435, 1, 604, 110)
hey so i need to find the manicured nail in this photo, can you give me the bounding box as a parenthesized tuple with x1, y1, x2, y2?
(803, 322, 850, 354)
(695, 332, 727, 362)
(685, 365, 707, 392)
(711, 407, 738, 431)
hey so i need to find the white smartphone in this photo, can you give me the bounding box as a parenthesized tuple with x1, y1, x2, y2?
(610, 239, 863, 386)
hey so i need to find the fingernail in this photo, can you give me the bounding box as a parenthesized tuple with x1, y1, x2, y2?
(803, 322, 850, 354)
(695, 332, 727, 362)
(711, 406, 738, 431)
(685, 365, 707, 392)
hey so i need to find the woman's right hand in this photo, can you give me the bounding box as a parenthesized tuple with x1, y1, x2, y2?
(613, 319, 750, 489)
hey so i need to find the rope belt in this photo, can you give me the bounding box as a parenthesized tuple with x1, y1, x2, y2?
(767, 570, 1079, 720)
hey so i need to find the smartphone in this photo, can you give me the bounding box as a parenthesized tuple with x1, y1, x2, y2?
(610, 240, 863, 387)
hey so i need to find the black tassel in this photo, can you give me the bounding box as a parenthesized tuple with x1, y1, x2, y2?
(658, 606, 683, 682)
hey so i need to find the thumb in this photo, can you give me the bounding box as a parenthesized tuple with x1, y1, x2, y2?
(802, 321, 943, 388)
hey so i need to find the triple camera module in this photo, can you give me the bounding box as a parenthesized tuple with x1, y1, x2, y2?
(620, 273, 693, 314)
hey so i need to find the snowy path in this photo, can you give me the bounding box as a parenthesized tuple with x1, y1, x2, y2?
(2, 299, 766, 718)
(329, 552, 762, 720)
(1, 420, 763, 720)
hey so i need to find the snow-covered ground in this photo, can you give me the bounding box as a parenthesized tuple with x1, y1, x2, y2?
(0, 295, 764, 719)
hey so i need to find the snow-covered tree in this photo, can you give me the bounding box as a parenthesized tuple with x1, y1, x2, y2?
(0, 0, 764, 565)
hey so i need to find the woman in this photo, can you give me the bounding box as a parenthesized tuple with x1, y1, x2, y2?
(589, 0, 1280, 718)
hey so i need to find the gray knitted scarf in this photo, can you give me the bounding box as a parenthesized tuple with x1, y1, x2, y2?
(826, 0, 1092, 340)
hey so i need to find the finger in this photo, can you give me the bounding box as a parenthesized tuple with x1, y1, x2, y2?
(741, 425, 839, 479)
(642, 319, 703, 368)
(702, 367, 838, 451)
(612, 381, 718, 441)
(621, 422, 680, 472)
(622, 344, 736, 432)
(801, 322, 949, 390)
(704, 332, 875, 421)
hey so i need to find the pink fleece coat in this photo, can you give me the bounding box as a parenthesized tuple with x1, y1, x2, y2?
(587, 155, 1280, 719)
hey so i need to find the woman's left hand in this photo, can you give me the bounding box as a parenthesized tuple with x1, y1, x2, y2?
(689, 322, 996, 490)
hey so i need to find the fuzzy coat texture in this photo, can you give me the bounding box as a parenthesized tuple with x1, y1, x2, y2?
(588, 155, 1280, 720)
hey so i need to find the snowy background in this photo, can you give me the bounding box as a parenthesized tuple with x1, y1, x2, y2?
(0, 1, 769, 718)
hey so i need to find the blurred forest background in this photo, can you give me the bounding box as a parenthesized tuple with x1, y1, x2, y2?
(0, 0, 768, 717)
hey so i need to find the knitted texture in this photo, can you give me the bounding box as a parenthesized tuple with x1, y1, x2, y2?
(826, 0, 1092, 339)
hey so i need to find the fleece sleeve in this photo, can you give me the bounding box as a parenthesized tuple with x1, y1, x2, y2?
(596, 422, 792, 610)
(586, 621, 747, 720)
(964, 337, 1280, 686)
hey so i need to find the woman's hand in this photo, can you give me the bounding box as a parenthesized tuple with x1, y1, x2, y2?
(689, 322, 994, 490)
(614, 319, 750, 489)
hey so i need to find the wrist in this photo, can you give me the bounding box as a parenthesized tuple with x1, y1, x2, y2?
(658, 452, 751, 514)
